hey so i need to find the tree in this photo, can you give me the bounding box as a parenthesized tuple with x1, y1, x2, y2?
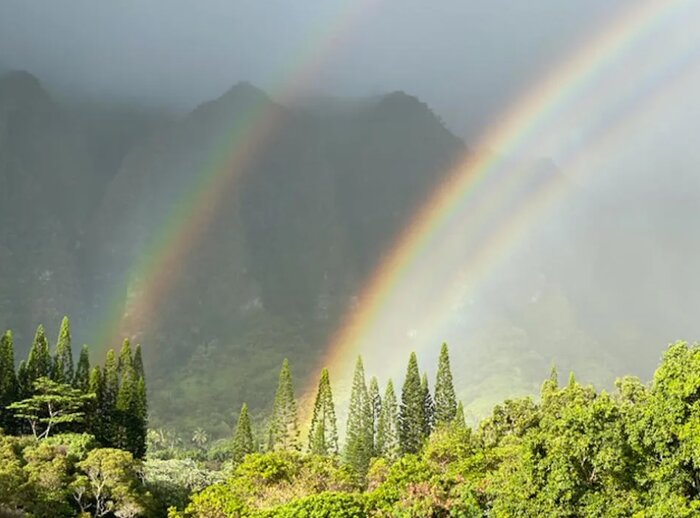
(376, 379, 399, 461)
(89, 366, 107, 444)
(8, 377, 93, 439)
(399, 352, 425, 454)
(73, 448, 148, 518)
(421, 373, 435, 437)
(26, 324, 51, 385)
(308, 368, 339, 456)
(117, 339, 133, 374)
(0, 330, 18, 433)
(74, 344, 91, 391)
(102, 349, 119, 446)
(268, 359, 299, 451)
(132, 376, 148, 459)
(52, 316, 74, 384)
(434, 343, 457, 427)
(133, 345, 144, 380)
(232, 403, 255, 463)
(191, 428, 208, 449)
(454, 401, 466, 429)
(344, 356, 373, 479)
(368, 376, 381, 455)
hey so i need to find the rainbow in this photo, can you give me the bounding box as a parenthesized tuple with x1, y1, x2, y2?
(93, 0, 381, 351)
(305, 0, 696, 410)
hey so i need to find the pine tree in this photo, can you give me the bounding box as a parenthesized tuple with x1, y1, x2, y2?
(268, 359, 299, 451)
(399, 352, 425, 454)
(88, 366, 106, 444)
(344, 356, 373, 479)
(17, 360, 29, 400)
(52, 316, 74, 384)
(232, 403, 254, 463)
(115, 356, 136, 452)
(118, 339, 134, 374)
(434, 342, 457, 427)
(308, 368, 338, 456)
(102, 349, 119, 447)
(73, 345, 91, 391)
(454, 401, 466, 429)
(421, 373, 435, 437)
(132, 376, 148, 458)
(376, 379, 399, 461)
(26, 324, 51, 385)
(0, 330, 18, 433)
(133, 344, 145, 380)
(368, 376, 381, 455)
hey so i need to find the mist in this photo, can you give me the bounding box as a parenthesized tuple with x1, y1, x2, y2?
(2, 0, 700, 430)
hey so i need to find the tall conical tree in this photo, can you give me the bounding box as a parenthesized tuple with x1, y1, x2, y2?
(73, 345, 91, 391)
(308, 368, 339, 456)
(399, 352, 425, 454)
(88, 366, 106, 444)
(232, 403, 255, 463)
(118, 339, 134, 374)
(132, 376, 148, 458)
(267, 359, 299, 451)
(421, 373, 435, 437)
(16, 360, 29, 400)
(376, 379, 399, 461)
(52, 316, 74, 384)
(26, 324, 51, 385)
(368, 376, 381, 454)
(0, 330, 18, 433)
(133, 344, 145, 380)
(344, 356, 373, 479)
(434, 343, 457, 427)
(454, 401, 466, 429)
(102, 349, 119, 447)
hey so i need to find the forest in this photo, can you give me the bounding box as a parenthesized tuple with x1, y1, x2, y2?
(2, 317, 700, 516)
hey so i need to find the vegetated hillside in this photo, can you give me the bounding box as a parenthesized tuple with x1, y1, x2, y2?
(88, 83, 467, 434)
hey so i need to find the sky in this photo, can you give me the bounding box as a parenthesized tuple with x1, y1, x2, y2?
(0, 0, 627, 139)
(3, 0, 700, 413)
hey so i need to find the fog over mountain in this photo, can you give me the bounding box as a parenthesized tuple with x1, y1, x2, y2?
(2, 1, 700, 435)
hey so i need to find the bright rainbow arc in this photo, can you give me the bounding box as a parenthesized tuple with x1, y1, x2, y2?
(305, 0, 691, 409)
(94, 0, 381, 351)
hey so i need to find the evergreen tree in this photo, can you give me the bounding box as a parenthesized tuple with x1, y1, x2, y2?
(17, 360, 29, 400)
(88, 366, 106, 444)
(368, 376, 381, 454)
(118, 339, 134, 374)
(434, 342, 457, 427)
(52, 316, 74, 384)
(376, 379, 399, 461)
(344, 356, 373, 479)
(102, 349, 119, 447)
(399, 352, 425, 454)
(454, 401, 466, 429)
(421, 372, 435, 437)
(0, 330, 18, 433)
(308, 368, 338, 456)
(26, 324, 51, 385)
(268, 359, 299, 451)
(116, 348, 137, 453)
(132, 376, 148, 458)
(133, 344, 145, 380)
(73, 345, 91, 391)
(232, 403, 254, 463)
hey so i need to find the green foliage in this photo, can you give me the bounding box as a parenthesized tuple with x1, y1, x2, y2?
(398, 353, 425, 455)
(74, 344, 91, 392)
(420, 373, 434, 437)
(434, 343, 457, 427)
(307, 368, 338, 456)
(267, 359, 300, 452)
(367, 377, 381, 456)
(0, 330, 18, 433)
(8, 377, 94, 439)
(144, 457, 223, 514)
(53, 316, 74, 384)
(27, 324, 52, 385)
(232, 403, 255, 464)
(259, 491, 367, 518)
(375, 379, 399, 461)
(344, 357, 373, 481)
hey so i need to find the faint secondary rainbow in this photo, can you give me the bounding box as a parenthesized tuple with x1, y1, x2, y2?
(306, 0, 693, 405)
(94, 0, 381, 352)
